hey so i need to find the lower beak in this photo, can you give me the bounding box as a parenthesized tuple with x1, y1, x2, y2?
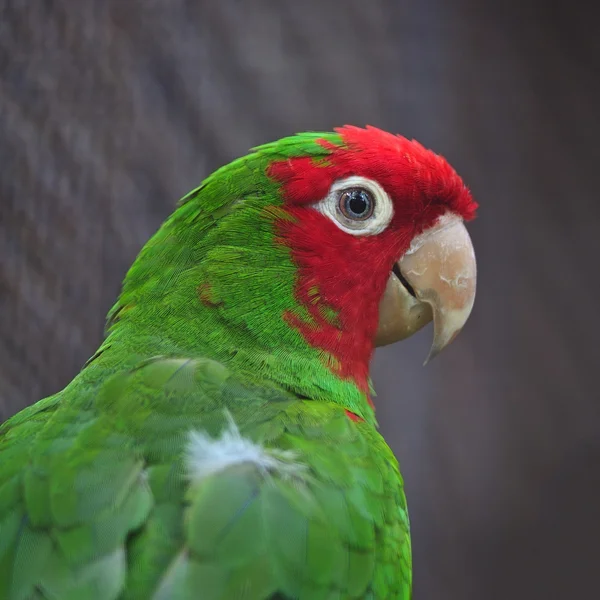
(375, 214, 477, 363)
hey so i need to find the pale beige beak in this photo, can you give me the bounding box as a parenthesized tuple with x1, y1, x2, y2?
(375, 214, 477, 363)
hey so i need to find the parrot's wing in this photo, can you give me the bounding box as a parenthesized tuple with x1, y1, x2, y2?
(0, 357, 410, 600)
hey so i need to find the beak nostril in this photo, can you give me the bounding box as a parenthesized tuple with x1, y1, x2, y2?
(392, 263, 416, 298)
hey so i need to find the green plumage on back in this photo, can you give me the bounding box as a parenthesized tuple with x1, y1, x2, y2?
(1, 126, 479, 599)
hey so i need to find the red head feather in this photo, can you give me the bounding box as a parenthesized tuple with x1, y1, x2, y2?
(267, 125, 477, 397)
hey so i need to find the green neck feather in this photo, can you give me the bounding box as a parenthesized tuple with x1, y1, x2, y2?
(92, 133, 376, 424)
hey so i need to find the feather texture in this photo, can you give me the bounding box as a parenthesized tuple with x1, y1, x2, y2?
(0, 357, 411, 599)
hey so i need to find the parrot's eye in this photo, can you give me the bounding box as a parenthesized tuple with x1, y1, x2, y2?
(314, 175, 394, 236)
(338, 188, 374, 221)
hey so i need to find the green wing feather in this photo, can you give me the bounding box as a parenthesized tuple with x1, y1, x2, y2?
(0, 357, 410, 599)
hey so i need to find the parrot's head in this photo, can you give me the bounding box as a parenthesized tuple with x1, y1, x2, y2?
(113, 125, 477, 419)
(265, 125, 477, 368)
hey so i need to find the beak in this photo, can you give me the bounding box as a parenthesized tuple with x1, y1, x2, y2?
(375, 214, 477, 363)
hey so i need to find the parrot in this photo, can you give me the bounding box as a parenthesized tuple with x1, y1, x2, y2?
(0, 125, 477, 600)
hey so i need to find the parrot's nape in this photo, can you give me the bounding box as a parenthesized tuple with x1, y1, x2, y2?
(0, 126, 477, 599)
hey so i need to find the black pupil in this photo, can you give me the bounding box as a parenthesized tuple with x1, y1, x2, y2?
(344, 188, 371, 218)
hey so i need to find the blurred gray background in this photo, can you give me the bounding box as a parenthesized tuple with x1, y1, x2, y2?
(1, 1, 599, 598)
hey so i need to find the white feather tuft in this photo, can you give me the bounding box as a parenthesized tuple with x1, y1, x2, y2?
(186, 412, 306, 482)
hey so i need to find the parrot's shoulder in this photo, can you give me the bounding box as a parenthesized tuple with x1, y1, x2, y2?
(0, 355, 410, 599)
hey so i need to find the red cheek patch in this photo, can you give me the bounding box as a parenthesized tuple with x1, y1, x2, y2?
(265, 125, 477, 399)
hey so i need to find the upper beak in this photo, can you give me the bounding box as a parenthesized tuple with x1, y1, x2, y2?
(375, 214, 477, 363)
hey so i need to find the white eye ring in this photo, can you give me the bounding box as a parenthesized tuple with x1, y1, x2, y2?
(313, 176, 394, 236)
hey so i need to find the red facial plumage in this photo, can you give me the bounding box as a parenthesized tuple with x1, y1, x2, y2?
(268, 125, 477, 223)
(268, 125, 477, 397)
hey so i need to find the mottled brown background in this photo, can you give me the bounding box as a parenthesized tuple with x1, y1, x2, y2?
(1, 1, 599, 598)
